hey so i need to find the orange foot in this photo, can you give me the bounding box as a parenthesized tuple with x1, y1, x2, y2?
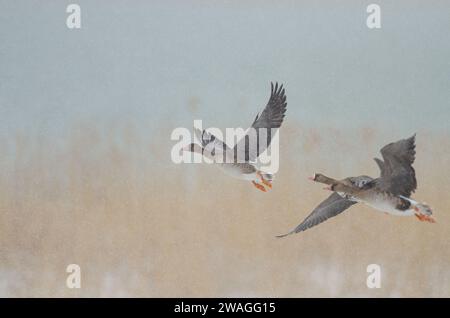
(261, 178, 272, 189)
(257, 172, 272, 189)
(252, 181, 266, 192)
(415, 213, 436, 223)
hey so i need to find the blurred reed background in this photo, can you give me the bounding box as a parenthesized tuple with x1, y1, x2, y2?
(1, 119, 449, 297)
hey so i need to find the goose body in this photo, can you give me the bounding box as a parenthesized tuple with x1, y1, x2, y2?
(218, 162, 257, 180)
(354, 190, 415, 216)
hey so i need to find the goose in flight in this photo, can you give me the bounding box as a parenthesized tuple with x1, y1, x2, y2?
(183, 82, 287, 192)
(278, 135, 434, 237)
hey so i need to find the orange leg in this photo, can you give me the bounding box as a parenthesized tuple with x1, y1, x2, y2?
(257, 172, 272, 189)
(252, 181, 266, 192)
(261, 178, 272, 189)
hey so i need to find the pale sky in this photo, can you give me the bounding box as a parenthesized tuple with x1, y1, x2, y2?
(1, 0, 449, 141)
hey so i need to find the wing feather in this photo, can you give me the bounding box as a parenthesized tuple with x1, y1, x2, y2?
(277, 193, 356, 237)
(233, 82, 287, 162)
(277, 176, 373, 237)
(374, 135, 417, 197)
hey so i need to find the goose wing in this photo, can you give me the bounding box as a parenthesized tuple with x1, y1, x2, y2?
(373, 135, 417, 197)
(233, 82, 287, 162)
(277, 176, 373, 237)
(277, 193, 356, 237)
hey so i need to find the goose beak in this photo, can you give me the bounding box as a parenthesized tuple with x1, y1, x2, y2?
(308, 174, 316, 181)
(323, 186, 332, 191)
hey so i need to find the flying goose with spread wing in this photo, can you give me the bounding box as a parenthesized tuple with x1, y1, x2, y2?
(278, 135, 434, 237)
(183, 82, 287, 192)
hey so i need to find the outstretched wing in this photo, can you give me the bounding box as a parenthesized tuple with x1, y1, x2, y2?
(277, 193, 356, 237)
(373, 135, 417, 197)
(233, 82, 287, 162)
(277, 175, 372, 237)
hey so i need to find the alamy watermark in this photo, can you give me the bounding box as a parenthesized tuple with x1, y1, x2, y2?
(66, 264, 81, 289)
(366, 264, 381, 289)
